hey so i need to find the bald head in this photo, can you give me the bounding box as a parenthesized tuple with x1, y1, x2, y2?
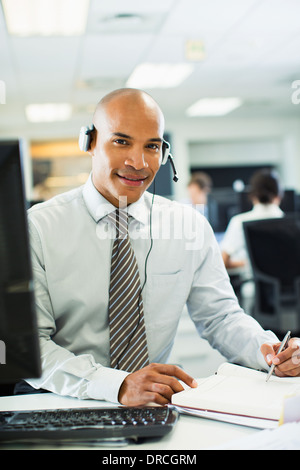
(92, 88, 165, 131)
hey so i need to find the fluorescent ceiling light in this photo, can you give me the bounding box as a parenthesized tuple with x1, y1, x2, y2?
(186, 98, 242, 117)
(126, 63, 194, 89)
(2, 0, 89, 36)
(25, 103, 72, 122)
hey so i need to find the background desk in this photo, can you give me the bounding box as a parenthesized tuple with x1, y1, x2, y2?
(0, 393, 258, 450)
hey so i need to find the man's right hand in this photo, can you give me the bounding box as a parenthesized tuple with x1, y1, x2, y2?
(118, 363, 198, 406)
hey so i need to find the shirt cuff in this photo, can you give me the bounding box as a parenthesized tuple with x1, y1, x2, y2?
(256, 330, 279, 371)
(86, 366, 129, 404)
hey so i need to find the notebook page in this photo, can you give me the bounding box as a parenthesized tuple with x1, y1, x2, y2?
(172, 373, 300, 420)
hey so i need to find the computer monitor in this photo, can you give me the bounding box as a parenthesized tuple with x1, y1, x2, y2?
(207, 189, 239, 233)
(280, 189, 297, 213)
(237, 188, 297, 214)
(0, 140, 41, 383)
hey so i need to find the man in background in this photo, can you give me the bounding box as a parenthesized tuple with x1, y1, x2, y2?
(186, 171, 212, 217)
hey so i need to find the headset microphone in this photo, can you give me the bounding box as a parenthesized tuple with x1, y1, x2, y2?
(161, 140, 179, 183)
(79, 125, 179, 182)
(168, 154, 178, 182)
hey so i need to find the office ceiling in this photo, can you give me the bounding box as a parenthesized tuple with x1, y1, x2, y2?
(0, 0, 300, 140)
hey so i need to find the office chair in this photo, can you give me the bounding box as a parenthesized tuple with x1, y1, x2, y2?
(243, 215, 300, 337)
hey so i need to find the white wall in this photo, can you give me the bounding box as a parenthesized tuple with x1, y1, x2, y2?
(189, 140, 281, 168)
(166, 116, 300, 200)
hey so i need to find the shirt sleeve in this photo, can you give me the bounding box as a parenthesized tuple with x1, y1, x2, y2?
(187, 218, 278, 371)
(26, 218, 129, 403)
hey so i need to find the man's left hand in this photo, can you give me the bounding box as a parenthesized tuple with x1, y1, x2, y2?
(261, 337, 300, 377)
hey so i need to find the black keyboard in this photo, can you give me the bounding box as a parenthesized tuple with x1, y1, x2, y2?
(0, 406, 178, 444)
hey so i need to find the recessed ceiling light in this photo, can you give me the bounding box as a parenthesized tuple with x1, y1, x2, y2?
(126, 63, 194, 89)
(25, 103, 72, 122)
(186, 97, 242, 116)
(2, 0, 89, 36)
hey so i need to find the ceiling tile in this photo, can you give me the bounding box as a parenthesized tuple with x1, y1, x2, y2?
(89, 0, 175, 15)
(9, 36, 82, 100)
(78, 34, 155, 80)
(234, 0, 300, 35)
(161, 0, 259, 36)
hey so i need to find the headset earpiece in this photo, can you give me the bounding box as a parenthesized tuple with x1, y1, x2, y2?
(79, 124, 95, 152)
(162, 140, 170, 165)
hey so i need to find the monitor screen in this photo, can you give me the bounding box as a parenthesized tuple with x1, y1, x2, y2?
(191, 164, 274, 189)
(207, 189, 239, 233)
(0, 140, 41, 383)
(237, 188, 297, 214)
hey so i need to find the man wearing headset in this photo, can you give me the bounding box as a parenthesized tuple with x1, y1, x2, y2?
(24, 88, 300, 405)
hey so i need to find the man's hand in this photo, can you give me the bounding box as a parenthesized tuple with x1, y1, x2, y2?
(261, 337, 300, 377)
(118, 363, 198, 406)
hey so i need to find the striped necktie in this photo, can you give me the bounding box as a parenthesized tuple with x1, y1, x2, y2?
(108, 209, 149, 372)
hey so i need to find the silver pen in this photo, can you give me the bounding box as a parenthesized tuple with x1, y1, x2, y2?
(265, 330, 291, 382)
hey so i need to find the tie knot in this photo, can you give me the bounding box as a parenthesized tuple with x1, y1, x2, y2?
(108, 209, 128, 239)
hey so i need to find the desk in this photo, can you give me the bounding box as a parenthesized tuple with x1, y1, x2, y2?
(0, 393, 258, 450)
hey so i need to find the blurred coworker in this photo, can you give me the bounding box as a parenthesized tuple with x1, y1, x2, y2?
(221, 169, 284, 271)
(186, 172, 212, 217)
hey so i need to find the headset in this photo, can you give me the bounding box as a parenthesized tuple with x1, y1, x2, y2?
(79, 124, 178, 182)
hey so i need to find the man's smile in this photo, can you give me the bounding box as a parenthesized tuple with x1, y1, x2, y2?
(116, 172, 148, 187)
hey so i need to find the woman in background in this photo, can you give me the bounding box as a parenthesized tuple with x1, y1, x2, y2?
(221, 169, 284, 271)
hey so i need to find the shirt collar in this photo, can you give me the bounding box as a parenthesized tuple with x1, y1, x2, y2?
(82, 173, 150, 225)
(252, 203, 282, 214)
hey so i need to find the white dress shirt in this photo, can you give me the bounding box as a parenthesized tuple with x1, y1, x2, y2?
(220, 203, 284, 267)
(27, 175, 278, 402)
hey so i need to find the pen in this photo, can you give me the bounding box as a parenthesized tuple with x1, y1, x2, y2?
(265, 330, 291, 382)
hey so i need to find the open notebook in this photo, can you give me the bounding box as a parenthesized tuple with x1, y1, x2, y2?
(171, 363, 300, 428)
